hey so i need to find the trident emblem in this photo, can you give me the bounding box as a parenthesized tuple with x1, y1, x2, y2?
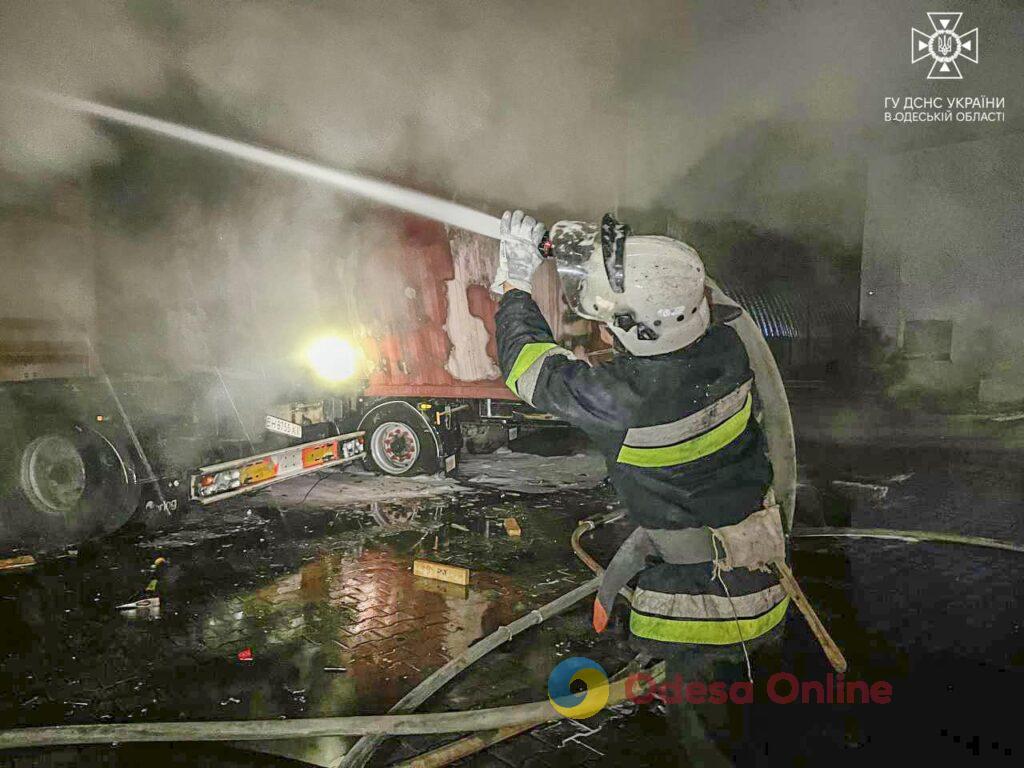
(912, 12, 978, 80)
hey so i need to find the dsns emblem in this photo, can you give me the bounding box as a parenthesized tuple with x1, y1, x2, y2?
(912, 12, 978, 80)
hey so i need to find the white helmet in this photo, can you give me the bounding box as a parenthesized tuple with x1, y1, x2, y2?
(550, 214, 710, 356)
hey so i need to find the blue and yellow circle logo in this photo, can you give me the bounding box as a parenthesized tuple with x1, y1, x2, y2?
(547, 657, 609, 719)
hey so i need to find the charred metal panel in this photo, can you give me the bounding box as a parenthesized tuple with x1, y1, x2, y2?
(363, 218, 568, 401)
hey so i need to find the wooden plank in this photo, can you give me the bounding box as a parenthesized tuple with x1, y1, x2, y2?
(503, 517, 522, 537)
(0, 555, 36, 572)
(413, 559, 470, 586)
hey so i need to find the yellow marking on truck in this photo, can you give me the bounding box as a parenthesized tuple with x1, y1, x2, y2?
(240, 458, 279, 485)
(302, 441, 339, 468)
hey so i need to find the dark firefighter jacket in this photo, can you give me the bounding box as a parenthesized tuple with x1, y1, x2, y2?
(495, 289, 788, 655)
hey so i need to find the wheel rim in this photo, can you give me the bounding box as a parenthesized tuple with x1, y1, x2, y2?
(20, 435, 87, 516)
(371, 422, 420, 474)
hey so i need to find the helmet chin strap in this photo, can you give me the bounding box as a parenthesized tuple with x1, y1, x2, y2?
(613, 312, 658, 342)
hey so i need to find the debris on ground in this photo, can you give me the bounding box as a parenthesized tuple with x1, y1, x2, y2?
(116, 598, 160, 611)
(268, 468, 465, 506)
(0, 555, 35, 573)
(459, 451, 606, 493)
(504, 517, 522, 537)
(413, 559, 471, 585)
(138, 517, 268, 550)
(1, 443, 1021, 766)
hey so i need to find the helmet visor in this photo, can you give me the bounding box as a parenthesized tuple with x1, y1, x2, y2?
(549, 220, 602, 320)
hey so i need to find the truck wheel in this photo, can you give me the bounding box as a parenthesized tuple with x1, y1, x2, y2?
(360, 403, 441, 477)
(0, 422, 140, 549)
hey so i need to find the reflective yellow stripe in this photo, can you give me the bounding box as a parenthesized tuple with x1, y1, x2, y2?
(629, 596, 789, 645)
(616, 394, 752, 467)
(505, 342, 557, 393)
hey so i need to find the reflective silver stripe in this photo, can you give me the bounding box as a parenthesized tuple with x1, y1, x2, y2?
(622, 379, 752, 448)
(632, 583, 786, 621)
(515, 347, 576, 406)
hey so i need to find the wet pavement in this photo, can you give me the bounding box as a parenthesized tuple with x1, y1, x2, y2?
(0, 438, 1022, 766)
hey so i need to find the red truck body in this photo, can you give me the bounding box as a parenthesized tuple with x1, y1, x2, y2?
(361, 216, 571, 401)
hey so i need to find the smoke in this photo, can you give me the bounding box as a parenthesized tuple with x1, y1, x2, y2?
(0, 0, 630, 216)
(3, 0, 1021, 226)
(620, 0, 1022, 244)
(0, 0, 1021, 407)
(0, 0, 166, 198)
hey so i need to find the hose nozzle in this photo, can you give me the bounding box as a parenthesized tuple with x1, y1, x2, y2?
(538, 231, 553, 259)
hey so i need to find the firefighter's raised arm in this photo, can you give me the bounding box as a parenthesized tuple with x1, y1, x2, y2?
(490, 210, 628, 434)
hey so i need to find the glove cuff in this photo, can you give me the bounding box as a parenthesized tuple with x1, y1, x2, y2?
(503, 278, 533, 294)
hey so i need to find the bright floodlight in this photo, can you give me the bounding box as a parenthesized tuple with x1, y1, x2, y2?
(305, 336, 358, 382)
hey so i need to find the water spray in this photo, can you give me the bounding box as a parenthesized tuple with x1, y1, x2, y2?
(13, 88, 566, 258)
(20, 89, 502, 239)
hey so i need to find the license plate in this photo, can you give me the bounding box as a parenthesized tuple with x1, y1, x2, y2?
(445, 455, 457, 472)
(265, 414, 302, 438)
(508, 427, 519, 441)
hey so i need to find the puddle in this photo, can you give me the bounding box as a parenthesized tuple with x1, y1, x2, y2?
(2, 444, 1022, 766)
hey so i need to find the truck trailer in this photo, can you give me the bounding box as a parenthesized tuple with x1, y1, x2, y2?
(0, 197, 587, 552)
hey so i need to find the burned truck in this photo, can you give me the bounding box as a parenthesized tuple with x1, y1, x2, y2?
(0, 194, 586, 551)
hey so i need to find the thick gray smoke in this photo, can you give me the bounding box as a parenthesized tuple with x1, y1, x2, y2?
(0, 0, 1021, 393)
(4, 0, 1021, 213)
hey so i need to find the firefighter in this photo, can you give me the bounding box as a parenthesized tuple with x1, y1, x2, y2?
(491, 209, 789, 754)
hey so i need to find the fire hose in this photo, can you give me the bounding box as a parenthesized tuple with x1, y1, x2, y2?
(0, 86, 1011, 764)
(791, 527, 1024, 553)
(0, 514, 640, 762)
(380, 520, 1024, 768)
(0, 681, 642, 750)
(0, 282, 800, 760)
(0, 524, 1018, 758)
(2, 520, 1015, 756)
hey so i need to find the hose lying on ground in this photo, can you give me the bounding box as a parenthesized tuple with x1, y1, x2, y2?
(0, 284, 800, 759)
(389, 656, 652, 768)
(380, 525, 1024, 768)
(0, 511, 633, 759)
(338, 509, 632, 768)
(791, 527, 1024, 554)
(335, 575, 600, 768)
(0, 665, 666, 752)
(0, 697, 578, 749)
(569, 510, 633, 603)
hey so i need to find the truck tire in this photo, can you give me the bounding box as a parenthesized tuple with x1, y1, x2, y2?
(0, 420, 140, 550)
(359, 402, 442, 477)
